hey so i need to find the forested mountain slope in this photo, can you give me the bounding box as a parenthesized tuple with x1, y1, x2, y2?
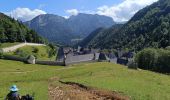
(79, 24, 123, 48)
(0, 13, 45, 43)
(86, 0, 170, 50)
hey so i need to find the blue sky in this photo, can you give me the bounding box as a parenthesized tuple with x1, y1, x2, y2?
(0, 0, 158, 22)
(0, 0, 123, 15)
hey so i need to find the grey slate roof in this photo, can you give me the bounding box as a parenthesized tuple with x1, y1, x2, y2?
(65, 53, 95, 64)
(56, 47, 110, 65)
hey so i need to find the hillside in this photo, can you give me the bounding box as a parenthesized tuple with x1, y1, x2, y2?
(79, 24, 123, 48)
(78, 27, 105, 47)
(0, 60, 170, 100)
(25, 14, 76, 45)
(86, 0, 170, 50)
(0, 13, 45, 43)
(5, 45, 56, 60)
(25, 13, 115, 45)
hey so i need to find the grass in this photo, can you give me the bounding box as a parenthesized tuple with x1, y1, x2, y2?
(0, 60, 170, 100)
(0, 59, 62, 100)
(5, 45, 56, 60)
(0, 42, 20, 48)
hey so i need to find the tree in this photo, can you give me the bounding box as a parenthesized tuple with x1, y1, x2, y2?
(48, 43, 56, 60)
(0, 27, 7, 43)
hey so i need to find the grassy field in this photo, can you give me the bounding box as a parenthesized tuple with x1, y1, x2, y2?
(0, 42, 20, 48)
(0, 60, 170, 100)
(5, 45, 56, 60)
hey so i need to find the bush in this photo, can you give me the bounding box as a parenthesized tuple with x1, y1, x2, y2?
(15, 49, 28, 57)
(135, 48, 170, 73)
(32, 47, 39, 53)
(156, 49, 170, 73)
(48, 43, 56, 59)
(135, 48, 159, 70)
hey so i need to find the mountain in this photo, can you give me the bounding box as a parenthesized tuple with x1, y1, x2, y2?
(67, 13, 114, 37)
(0, 13, 45, 43)
(25, 14, 75, 45)
(85, 0, 170, 50)
(25, 13, 115, 45)
(78, 27, 105, 47)
(79, 24, 123, 48)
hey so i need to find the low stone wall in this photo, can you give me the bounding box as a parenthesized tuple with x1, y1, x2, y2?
(36, 60, 65, 66)
(3, 55, 27, 62)
(1, 55, 65, 66)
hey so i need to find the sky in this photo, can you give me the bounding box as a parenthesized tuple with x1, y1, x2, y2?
(0, 0, 158, 22)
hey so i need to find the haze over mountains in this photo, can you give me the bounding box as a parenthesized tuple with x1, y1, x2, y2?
(82, 0, 170, 50)
(25, 13, 115, 45)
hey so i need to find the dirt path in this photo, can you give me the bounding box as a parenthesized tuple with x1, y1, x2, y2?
(1, 43, 45, 53)
(48, 78, 130, 100)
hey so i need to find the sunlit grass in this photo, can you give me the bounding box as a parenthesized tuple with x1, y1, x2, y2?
(0, 60, 170, 100)
(5, 45, 56, 60)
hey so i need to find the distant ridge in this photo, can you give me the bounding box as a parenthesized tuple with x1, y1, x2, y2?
(24, 13, 115, 45)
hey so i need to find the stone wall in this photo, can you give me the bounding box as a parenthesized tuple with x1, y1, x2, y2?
(3, 55, 27, 62)
(36, 60, 65, 66)
(1, 55, 64, 66)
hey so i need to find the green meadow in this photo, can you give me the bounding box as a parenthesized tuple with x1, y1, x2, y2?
(0, 60, 170, 100)
(5, 45, 56, 61)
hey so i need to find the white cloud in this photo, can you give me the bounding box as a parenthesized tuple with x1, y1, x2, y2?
(96, 0, 158, 22)
(66, 9, 79, 16)
(6, 8, 46, 22)
(63, 16, 70, 19)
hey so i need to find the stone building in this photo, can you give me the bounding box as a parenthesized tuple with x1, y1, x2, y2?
(56, 47, 110, 66)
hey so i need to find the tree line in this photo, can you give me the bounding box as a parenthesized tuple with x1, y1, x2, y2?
(0, 13, 46, 43)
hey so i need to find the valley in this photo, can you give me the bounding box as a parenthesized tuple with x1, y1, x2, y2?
(1, 0, 170, 99)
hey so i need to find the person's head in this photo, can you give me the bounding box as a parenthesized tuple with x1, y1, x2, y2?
(10, 85, 19, 92)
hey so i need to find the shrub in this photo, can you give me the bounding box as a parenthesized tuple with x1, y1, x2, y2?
(156, 49, 170, 73)
(15, 49, 22, 55)
(32, 47, 39, 53)
(48, 43, 56, 59)
(15, 49, 28, 57)
(135, 48, 170, 73)
(135, 48, 159, 70)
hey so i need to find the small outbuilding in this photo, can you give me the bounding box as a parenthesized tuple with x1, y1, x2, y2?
(98, 53, 110, 62)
